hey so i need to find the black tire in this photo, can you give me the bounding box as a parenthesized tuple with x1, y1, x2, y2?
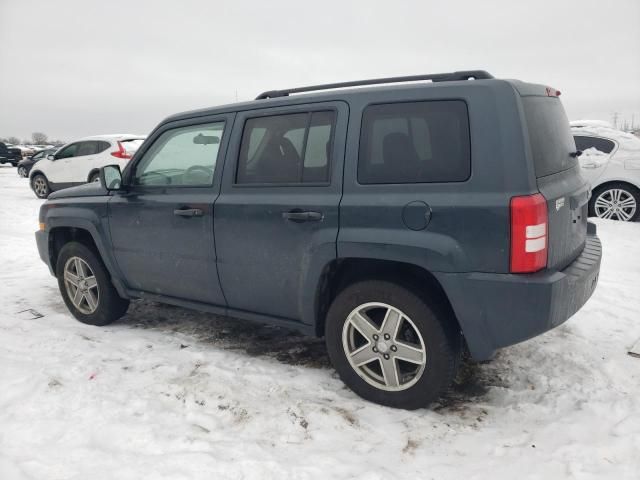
(88, 171, 100, 183)
(56, 241, 130, 326)
(589, 182, 640, 222)
(31, 173, 50, 199)
(325, 280, 461, 410)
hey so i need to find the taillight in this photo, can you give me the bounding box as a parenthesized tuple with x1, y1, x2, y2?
(510, 193, 548, 273)
(110, 141, 131, 159)
(545, 86, 561, 97)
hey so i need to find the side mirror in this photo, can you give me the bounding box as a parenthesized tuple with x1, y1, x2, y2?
(100, 164, 123, 190)
(47, 154, 55, 160)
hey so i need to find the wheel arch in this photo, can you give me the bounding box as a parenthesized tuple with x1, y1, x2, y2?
(45, 219, 128, 298)
(313, 257, 463, 343)
(87, 168, 100, 182)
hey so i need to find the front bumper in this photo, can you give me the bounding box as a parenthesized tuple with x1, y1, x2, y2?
(436, 225, 602, 360)
(35, 230, 55, 275)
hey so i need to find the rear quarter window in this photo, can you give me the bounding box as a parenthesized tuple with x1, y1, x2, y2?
(522, 96, 577, 177)
(358, 100, 470, 184)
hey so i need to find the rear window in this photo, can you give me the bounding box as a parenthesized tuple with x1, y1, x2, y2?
(522, 96, 577, 177)
(573, 136, 615, 154)
(358, 100, 470, 184)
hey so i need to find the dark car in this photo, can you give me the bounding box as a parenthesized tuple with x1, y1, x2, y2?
(35, 70, 601, 409)
(17, 148, 57, 177)
(0, 142, 23, 166)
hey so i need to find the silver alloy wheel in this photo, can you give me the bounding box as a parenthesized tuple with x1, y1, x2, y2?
(594, 188, 637, 221)
(64, 256, 100, 315)
(342, 302, 427, 392)
(33, 176, 48, 197)
(18, 166, 27, 177)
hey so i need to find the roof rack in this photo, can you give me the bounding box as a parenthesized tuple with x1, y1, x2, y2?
(255, 70, 494, 100)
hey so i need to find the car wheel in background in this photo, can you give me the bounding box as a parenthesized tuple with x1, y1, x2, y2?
(56, 241, 130, 326)
(17, 166, 28, 177)
(88, 172, 100, 183)
(31, 174, 50, 199)
(325, 280, 461, 409)
(590, 183, 639, 222)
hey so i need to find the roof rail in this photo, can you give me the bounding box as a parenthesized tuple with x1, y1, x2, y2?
(255, 70, 494, 100)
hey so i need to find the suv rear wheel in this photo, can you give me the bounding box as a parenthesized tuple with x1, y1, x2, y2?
(56, 242, 130, 326)
(325, 280, 460, 409)
(31, 173, 50, 199)
(590, 182, 639, 222)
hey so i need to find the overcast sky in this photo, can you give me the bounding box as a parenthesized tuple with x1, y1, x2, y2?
(1, 0, 639, 142)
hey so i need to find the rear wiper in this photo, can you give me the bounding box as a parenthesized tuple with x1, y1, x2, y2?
(570, 150, 582, 158)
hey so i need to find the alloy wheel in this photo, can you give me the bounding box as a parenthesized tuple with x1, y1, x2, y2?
(33, 177, 48, 197)
(342, 302, 427, 392)
(18, 166, 27, 177)
(594, 188, 637, 221)
(64, 256, 100, 314)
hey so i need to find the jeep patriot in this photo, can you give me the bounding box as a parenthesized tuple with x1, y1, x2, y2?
(36, 70, 602, 409)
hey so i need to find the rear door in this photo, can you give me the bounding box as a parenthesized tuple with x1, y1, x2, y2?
(214, 102, 347, 324)
(521, 93, 589, 270)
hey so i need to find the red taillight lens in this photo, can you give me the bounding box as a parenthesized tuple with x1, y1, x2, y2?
(110, 141, 131, 159)
(510, 193, 548, 273)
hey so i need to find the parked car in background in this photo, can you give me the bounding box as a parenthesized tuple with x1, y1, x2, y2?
(36, 71, 601, 409)
(29, 134, 146, 198)
(17, 148, 58, 177)
(571, 121, 640, 221)
(0, 142, 24, 166)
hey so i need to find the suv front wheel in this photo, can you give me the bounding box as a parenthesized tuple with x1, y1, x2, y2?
(31, 173, 50, 199)
(325, 280, 461, 409)
(56, 242, 130, 326)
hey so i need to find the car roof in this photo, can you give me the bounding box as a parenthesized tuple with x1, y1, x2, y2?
(75, 134, 146, 142)
(161, 76, 551, 126)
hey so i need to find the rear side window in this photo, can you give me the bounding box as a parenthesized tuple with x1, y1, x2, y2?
(76, 141, 98, 156)
(236, 111, 336, 184)
(358, 101, 470, 184)
(522, 97, 577, 177)
(95, 141, 111, 153)
(573, 136, 615, 154)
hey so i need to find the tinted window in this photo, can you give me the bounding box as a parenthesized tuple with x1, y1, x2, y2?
(522, 96, 577, 177)
(134, 122, 224, 186)
(573, 136, 615, 154)
(76, 141, 98, 156)
(95, 140, 111, 154)
(236, 111, 336, 184)
(55, 143, 79, 159)
(32, 151, 44, 160)
(358, 101, 470, 184)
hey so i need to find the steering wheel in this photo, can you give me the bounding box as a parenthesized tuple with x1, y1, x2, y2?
(183, 165, 214, 184)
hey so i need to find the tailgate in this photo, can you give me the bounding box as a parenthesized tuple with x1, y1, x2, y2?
(522, 94, 588, 270)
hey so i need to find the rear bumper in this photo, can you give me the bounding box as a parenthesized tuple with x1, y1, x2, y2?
(436, 225, 601, 360)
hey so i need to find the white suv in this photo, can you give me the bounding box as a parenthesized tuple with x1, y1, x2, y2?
(571, 121, 640, 222)
(29, 134, 146, 198)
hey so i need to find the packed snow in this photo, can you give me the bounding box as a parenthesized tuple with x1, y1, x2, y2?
(0, 165, 639, 480)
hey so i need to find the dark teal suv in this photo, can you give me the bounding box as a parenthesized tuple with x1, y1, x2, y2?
(36, 70, 601, 409)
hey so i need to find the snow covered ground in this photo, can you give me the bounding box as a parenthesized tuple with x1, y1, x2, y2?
(0, 164, 639, 480)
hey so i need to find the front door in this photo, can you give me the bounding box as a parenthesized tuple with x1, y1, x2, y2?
(215, 102, 348, 323)
(108, 115, 232, 305)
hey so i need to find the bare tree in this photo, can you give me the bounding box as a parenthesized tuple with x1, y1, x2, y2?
(7, 136, 20, 144)
(32, 132, 48, 144)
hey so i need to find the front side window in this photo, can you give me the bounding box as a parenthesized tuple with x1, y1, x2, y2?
(358, 100, 471, 184)
(236, 110, 336, 184)
(573, 136, 616, 155)
(56, 143, 79, 160)
(134, 122, 224, 186)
